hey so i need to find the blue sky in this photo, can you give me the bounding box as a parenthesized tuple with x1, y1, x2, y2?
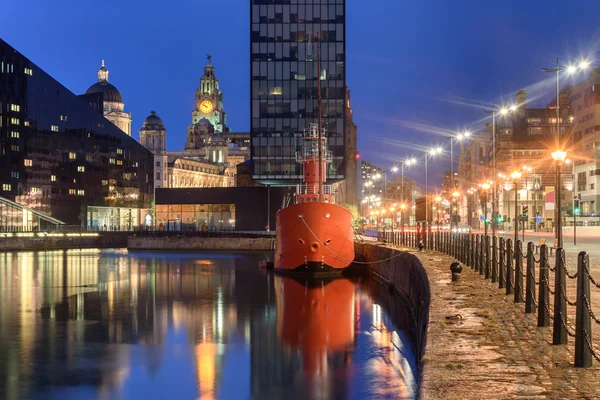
(2, 0, 600, 186)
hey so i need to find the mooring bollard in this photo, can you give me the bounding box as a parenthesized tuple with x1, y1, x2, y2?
(538, 244, 550, 327)
(575, 251, 592, 368)
(450, 261, 462, 282)
(553, 248, 568, 345)
(499, 237, 505, 289)
(418, 240, 424, 252)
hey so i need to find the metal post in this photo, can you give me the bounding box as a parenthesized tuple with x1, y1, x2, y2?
(553, 248, 567, 345)
(475, 235, 480, 271)
(556, 160, 563, 248)
(425, 155, 428, 234)
(515, 240, 524, 303)
(492, 108, 496, 238)
(484, 190, 488, 237)
(470, 234, 475, 269)
(525, 242, 536, 313)
(538, 245, 551, 327)
(491, 236, 498, 283)
(506, 239, 513, 295)
(575, 251, 592, 367)
(514, 179, 519, 246)
(485, 235, 490, 279)
(479, 234, 485, 275)
(499, 237, 505, 289)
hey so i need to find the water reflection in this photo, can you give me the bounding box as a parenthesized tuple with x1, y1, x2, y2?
(0, 250, 417, 400)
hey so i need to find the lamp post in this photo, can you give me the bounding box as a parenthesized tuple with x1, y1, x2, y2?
(510, 171, 522, 245)
(480, 182, 491, 237)
(452, 190, 460, 230)
(392, 157, 417, 220)
(552, 150, 567, 248)
(435, 196, 442, 231)
(400, 203, 407, 232)
(425, 147, 443, 233)
(450, 131, 470, 227)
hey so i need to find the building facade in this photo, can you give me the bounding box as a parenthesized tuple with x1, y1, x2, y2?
(568, 67, 600, 219)
(139, 111, 169, 188)
(84, 61, 132, 136)
(343, 86, 358, 206)
(360, 160, 386, 199)
(0, 39, 154, 229)
(250, 0, 347, 184)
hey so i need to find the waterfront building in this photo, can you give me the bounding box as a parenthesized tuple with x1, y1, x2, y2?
(83, 60, 132, 136)
(0, 39, 154, 229)
(360, 160, 386, 199)
(250, 0, 347, 184)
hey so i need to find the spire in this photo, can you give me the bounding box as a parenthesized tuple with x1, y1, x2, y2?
(98, 60, 109, 82)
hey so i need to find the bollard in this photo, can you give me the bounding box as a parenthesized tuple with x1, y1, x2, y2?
(552, 248, 568, 345)
(418, 240, 424, 252)
(491, 236, 498, 283)
(470, 234, 475, 269)
(479, 235, 485, 275)
(525, 242, 536, 313)
(575, 251, 592, 368)
(450, 261, 463, 282)
(538, 245, 550, 327)
(499, 237, 505, 289)
(506, 239, 513, 295)
(475, 235, 480, 272)
(514, 240, 524, 303)
(485, 235, 491, 279)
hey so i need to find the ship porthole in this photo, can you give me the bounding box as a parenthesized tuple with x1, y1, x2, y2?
(324, 238, 331, 246)
(298, 238, 305, 245)
(325, 213, 330, 218)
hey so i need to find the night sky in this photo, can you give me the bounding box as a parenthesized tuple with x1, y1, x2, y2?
(2, 0, 600, 187)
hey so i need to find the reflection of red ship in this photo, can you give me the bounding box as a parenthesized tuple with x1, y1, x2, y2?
(274, 123, 355, 275)
(275, 276, 355, 375)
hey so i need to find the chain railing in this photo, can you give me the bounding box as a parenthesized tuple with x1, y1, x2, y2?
(375, 229, 600, 369)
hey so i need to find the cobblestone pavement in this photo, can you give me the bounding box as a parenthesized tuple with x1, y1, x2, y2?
(410, 248, 600, 400)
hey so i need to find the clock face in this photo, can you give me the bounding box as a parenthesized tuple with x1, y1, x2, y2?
(199, 100, 214, 114)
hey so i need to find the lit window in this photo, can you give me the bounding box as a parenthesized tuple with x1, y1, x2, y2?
(86, 154, 93, 161)
(134, 162, 139, 167)
(24, 120, 30, 127)
(69, 189, 76, 195)
(31, 187, 40, 193)
(11, 171, 19, 178)
(24, 68, 33, 76)
(101, 180, 108, 186)
(11, 145, 19, 151)
(77, 166, 85, 172)
(10, 104, 20, 112)
(59, 115, 68, 121)
(51, 125, 59, 132)
(24, 159, 32, 167)
(117, 148, 123, 155)
(77, 189, 85, 196)
(109, 158, 116, 164)
(116, 160, 123, 165)
(2, 184, 11, 191)
(11, 131, 19, 138)
(69, 152, 76, 160)
(10, 118, 19, 125)
(51, 175, 57, 181)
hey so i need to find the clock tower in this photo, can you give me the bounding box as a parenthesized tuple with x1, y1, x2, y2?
(186, 55, 227, 149)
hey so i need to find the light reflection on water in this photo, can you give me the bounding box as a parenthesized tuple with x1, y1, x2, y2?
(0, 249, 418, 399)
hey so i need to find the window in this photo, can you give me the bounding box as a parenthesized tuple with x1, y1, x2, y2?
(116, 160, 123, 165)
(102, 180, 108, 186)
(69, 189, 76, 195)
(10, 104, 20, 112)
(591, 184, 596, 190)
(51, 125, 59, 132)
(11, 145, 19, 151)
(117, 148, 123, 155)
(51, 175, 57, 181)
(77, 166, 85, 172)
(134, 162, 139, 167)
(2, 184, 11, 191)
(109, 158, 116, 164)
(77, 189, 85, 196)
(156, 172, 161, 180)
(24, 159, 32, 167)
(69, 152, 76, 160)
(10, 131, 19, 138)
(156, 161, 161, 167)
(11, 171, 19, 178)
(24, 120, 30, 127)
(59, 115, 67, 121)
(10, 118, 19, 125)
(24, 68, 33, 76)
(31, 187, 40, 194)
(86, 154, 93, 162)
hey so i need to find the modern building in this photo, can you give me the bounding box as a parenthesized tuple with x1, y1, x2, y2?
(0, 39, 154, 230)
(343, 87, 358, 206)
(360, 160, 386, 199)
(568, 67, 600, 220)
(250, 0, 347, 184)
(82, 60, 132, 136)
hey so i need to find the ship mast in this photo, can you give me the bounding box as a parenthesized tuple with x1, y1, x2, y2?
(317, 36, 323, 201)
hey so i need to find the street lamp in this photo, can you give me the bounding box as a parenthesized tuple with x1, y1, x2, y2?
(552, 150, 567, 248)
(510, 170, 522, 245)
(452, 191, 460, 230)
(425, 147, 443, 233)
(480, 182, 491, 237)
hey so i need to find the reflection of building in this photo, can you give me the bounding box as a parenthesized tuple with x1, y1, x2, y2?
(0, 39, 153, 229)
(250, 0, 347, 184)
(84, 60, 132, 136)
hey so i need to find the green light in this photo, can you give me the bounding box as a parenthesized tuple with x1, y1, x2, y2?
(497, 215, 503, 222)
(575, 207, 580, 215)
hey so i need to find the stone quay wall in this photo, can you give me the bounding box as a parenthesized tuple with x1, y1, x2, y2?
(127, 236, 276, 251)
(0, 233, 129, 252)
(354, 241, 431, 359)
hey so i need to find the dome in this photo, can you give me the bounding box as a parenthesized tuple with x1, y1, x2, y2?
(141, 111, 165, 130)
(86, 81, 123, 103)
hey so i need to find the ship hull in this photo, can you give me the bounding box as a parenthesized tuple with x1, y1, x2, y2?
(274, 202, 355, 276)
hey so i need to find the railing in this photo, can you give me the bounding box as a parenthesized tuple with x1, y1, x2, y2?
(295, 148, 334, 163)
(296, 184, 333, 195)
(376, 229, 600, 368)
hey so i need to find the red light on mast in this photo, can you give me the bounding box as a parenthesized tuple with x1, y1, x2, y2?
(356, 153, 360, 159)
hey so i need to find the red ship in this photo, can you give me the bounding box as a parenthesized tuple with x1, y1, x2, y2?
(274, 122, 355, 275)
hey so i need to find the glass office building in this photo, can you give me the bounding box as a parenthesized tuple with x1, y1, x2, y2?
(0, 39, 154, 229)
(250, 0, 346, 184)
